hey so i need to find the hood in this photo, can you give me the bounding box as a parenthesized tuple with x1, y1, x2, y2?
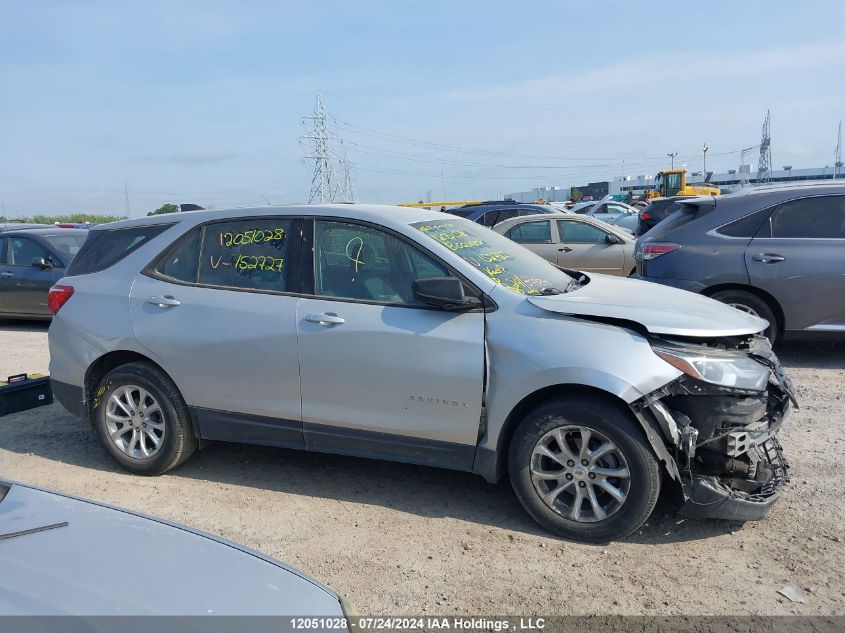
(528, 274, 767, 338)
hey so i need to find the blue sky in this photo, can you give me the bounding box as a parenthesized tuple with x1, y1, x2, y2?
(1, 1, 844, 215)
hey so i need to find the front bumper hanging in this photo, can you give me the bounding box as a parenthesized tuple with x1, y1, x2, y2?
(679, 437, 790, 521)
(633, 336, 794, 522)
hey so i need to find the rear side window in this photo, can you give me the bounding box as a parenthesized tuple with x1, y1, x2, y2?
(197, 219, 291, 292)
(155, 229, 200, 282)
(761, 196, 845, 239)
(480, 210, 499, 226)
(66, 224, 172, 276)
(715, 208, 772, 238)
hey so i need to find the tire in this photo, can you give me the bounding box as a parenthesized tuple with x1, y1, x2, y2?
(91, 362, 197, 475)
(709, 289, 778, 341)
(509, 394, 660, 542)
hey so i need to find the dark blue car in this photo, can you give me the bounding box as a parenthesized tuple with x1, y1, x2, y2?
(448, 200, 564, 227)
(0, 227, 87, 319)
(634, 183, 845, 341)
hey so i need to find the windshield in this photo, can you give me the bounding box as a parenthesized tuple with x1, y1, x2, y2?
(43, 233, 87, 261)
(412, 218, 573, 295)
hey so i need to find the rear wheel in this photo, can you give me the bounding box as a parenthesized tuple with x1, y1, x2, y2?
(509, 395, 660, 542)
(92, 362, 197, 475)
(709, 289, 778, 341)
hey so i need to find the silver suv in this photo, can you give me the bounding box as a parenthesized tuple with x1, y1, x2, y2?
(48, 205, 795, 541)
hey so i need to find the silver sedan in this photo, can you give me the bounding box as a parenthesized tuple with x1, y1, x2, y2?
(493, 213, 636, 276)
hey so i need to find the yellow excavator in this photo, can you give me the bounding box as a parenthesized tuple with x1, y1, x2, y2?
(645, 169, 720, 200)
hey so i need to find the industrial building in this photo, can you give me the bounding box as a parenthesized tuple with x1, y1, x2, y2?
(506, 165, 845, 202)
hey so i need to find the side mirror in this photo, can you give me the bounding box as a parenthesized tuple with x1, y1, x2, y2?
(412, 277, 481, 310)
(605, 234, 622, 245)
(31, 257, 54, 270)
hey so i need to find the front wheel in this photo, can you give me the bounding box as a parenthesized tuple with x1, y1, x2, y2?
(92, 362, 197, 475)
(509, 395, 660, 542)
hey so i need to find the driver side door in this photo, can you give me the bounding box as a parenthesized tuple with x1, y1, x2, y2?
(297, 218, 486, 470)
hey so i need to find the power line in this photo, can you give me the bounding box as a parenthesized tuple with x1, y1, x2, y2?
(336, 119, 671, 162)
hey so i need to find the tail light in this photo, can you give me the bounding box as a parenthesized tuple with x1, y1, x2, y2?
(48, 285, 74, 314)
(640, 211, 651, 221)
(641, 243, 680, 261)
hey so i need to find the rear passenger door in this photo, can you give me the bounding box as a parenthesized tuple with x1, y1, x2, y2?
(503, 219, 559, 265)
(746, 195, 845, 331)
(130, 217, 305, 448)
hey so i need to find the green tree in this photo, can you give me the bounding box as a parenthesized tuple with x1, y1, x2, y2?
(570, 188, 583, 203)
(147, 203, 179, 216)
(6, 213, 124, 225)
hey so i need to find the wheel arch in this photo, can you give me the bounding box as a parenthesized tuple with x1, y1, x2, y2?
(701, 283, 784, 334)
(476, 383, 656, 483)
(83, 350, 198, 437)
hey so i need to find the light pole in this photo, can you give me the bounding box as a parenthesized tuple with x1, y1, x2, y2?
(667, 152, 678, 169)
(702, 143, 709, 175)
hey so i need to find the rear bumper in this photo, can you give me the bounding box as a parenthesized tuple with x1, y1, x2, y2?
(630, 274, 706, 294)
(51, 379, 84, 418)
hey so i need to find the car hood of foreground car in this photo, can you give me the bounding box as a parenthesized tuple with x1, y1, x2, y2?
(0, 480, 342, 616)
(528, 274, 768, 338)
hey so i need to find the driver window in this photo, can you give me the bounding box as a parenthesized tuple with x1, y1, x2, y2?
(313, 220, 450, 306)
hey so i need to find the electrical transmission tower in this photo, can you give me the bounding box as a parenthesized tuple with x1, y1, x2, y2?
(835, 121, 842, 180)
(300, 93, 356, 204)
(757, 110, 772, 183)
(339, 143, 358, 203)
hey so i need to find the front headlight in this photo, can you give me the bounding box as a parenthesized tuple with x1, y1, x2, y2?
(653, 344, 771, 391)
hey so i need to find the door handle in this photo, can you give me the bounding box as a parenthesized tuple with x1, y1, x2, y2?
(305, 312, 345, 325)
(0, 271, 14, 277)
(751, 253, 785, 263)
(558, 246, 573, 252)
(147, 295, 181, 307)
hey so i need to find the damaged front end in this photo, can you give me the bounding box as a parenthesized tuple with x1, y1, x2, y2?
(632, 334, 796, 521)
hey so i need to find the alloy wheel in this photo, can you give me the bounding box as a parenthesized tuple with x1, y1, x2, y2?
(530, 425, 631, 522)
(728, 302, 760, 317)
(105, 385, 166, 460)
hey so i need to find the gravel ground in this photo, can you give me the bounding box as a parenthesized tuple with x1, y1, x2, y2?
(1, 320, 843, 616)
